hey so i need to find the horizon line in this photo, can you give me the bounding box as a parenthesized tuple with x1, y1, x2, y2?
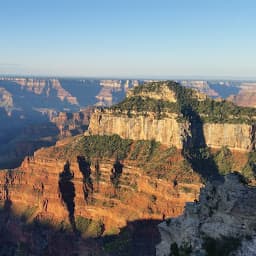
(1, 73, 256, 81)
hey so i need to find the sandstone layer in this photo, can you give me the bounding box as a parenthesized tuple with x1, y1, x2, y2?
(203, 123, 256, 151)
(89, 109, 256, 151)
(89, 109, 189, 149)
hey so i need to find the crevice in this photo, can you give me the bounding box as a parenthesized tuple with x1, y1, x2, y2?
(94, 159, 101, 192)
(77, 156, 93, 203)
(181, 106, 222, 181)
(250, 124, 256, 151)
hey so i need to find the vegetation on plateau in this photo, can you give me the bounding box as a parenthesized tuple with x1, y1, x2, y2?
(59, 134, 132, 160)
(110, 81, 256, 181)
(241, 151, 256, 181)
(111, 81, 256, 124)
(112, 96, 179, 118)
(48, 134, 196, 182)
(47, 132, 256, 183)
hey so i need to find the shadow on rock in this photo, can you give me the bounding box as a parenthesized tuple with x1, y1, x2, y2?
(58, 161, 76, 231)
(77, 156, 94, 203)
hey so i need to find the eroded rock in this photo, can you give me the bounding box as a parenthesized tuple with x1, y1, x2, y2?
(156, 173, 256, 256)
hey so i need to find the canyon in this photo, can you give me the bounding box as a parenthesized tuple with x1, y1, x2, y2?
(0, 80, 256, 255)
(0, 77, 255, 169)
(0, 78, 139, 168)
(0, 134, 202, 255)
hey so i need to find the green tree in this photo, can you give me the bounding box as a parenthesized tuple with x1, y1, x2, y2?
(214, 146, 233, 175)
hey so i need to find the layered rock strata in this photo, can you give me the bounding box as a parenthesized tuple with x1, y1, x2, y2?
(0, 138, 200, 234)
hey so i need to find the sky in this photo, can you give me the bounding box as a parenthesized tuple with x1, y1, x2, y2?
(0, 0, 256, 79)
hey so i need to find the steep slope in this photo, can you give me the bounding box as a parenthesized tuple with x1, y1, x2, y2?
(0, 135, 201, 231)
(89, 109, 188, 149)
(0, 134, 201, 255)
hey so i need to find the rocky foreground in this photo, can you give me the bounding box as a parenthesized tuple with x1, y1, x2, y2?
(156, 173, 256, 256)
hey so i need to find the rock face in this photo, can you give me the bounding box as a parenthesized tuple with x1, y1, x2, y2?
(89, 110, 189, 149)
(203, 123, 256, 151)
(89, 110, 256, 151)
(180, 80, 219, 98)
(156, 173, 256, 256)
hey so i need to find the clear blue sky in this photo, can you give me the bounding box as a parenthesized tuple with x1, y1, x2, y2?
(0, 0, 256, 78)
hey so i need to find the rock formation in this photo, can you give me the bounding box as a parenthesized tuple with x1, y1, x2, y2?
(1, 80, 256, 254)
(89, 81, 256, 151)
(127, 83, 177, 102)
(0, 134, 201, 236)
(203, 123, 256, 151)
(50, 107, 93, 137)
(156, 173, 256, 256)
(0, 87, 13, 113)
(227, 82, 256, 108)
(89, 109, 189, 149)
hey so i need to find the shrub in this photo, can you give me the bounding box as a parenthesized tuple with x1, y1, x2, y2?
(241, 151, 256, 181)
(76, 216, 91, 233)
(75, 216, 104, 237)
(214, 146, 233, 175)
